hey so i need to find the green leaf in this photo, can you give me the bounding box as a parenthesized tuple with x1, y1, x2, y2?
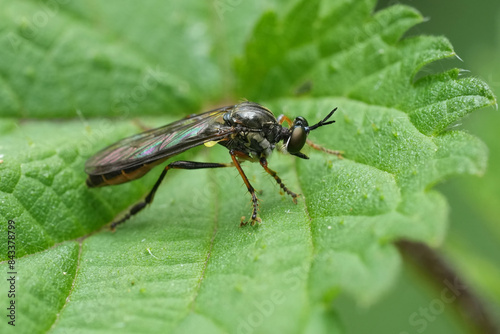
(0, 0, 495, 333)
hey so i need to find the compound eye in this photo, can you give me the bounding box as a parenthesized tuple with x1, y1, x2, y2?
(293, 117, 308, 128)
(287, 126, 307, 153)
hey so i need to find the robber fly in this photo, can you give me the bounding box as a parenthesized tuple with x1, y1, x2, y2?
(85, 101, 339, 228)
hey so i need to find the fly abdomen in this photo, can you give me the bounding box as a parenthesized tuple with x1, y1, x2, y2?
(86, 162, 160, 187)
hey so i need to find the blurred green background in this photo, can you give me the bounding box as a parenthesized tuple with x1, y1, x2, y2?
(337, 0, 500, 333)
(0, 1, 496, 332)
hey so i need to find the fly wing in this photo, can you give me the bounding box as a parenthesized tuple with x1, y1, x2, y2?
(85, 106, 235, 175)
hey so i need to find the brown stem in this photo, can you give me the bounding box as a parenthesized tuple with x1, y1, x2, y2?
(396, 240, 499, 334)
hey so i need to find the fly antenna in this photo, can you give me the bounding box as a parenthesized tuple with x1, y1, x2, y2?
(307, 107, 338, 131)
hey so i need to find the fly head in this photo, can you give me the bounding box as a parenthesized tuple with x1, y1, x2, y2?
(283, 108, 338, 159)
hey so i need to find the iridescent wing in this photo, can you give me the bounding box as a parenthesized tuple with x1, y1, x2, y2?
(85, 105, 235, 175)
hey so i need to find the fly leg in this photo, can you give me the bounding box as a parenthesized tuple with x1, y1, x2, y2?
(306, 139, 343, 158)
(110, 161, 232, 230)
(277, 114, 293, 126)
(229, 150, 261, 227)
(259, 157, 299, 204)
(132, 119, 153, 132)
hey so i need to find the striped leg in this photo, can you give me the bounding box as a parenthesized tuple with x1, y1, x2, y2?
(229, 150, 261, 226)
(259, 157, 299, 204)
(306, 139, 343, 158)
